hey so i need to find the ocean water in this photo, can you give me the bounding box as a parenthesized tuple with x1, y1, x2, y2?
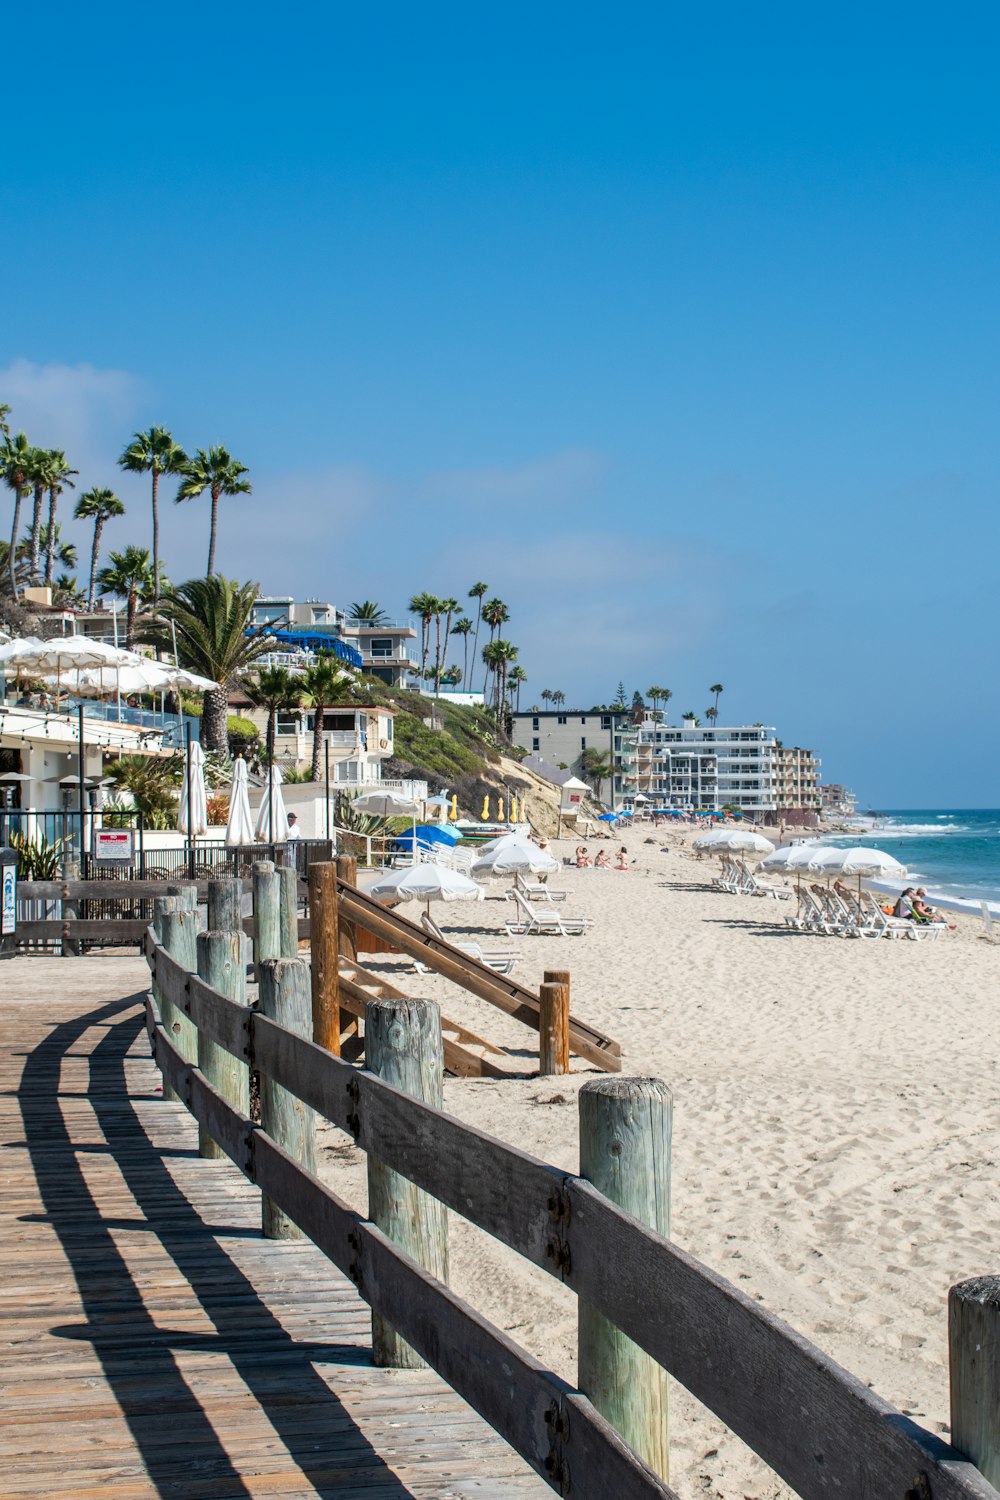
(829, 810, 1000, 905)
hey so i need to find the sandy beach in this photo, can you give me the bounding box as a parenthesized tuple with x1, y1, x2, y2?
(321, 832, 1000, 1498)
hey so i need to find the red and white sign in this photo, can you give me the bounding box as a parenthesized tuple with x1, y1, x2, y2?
(95, 829, 135, 864)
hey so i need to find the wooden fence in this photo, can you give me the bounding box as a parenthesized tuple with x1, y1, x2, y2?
(144, 917, 999, 1500)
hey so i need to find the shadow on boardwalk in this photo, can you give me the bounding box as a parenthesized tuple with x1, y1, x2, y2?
(16, 995, 417, 1499)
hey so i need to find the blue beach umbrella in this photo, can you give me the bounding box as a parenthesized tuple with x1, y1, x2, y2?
(393, 823, 461, 851)
(597, 812, 619, 822)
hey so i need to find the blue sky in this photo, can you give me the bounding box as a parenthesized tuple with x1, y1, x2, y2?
(4, 3, 998, 805)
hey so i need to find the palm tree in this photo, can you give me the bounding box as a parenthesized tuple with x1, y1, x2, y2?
(148, 576, 277, 754)
(245, 667, 303, 775)
(508, 664, 527, 711)
(483, 638, 518, 712)
(480, 598, 509, 691)
(0, 404, 10, 440)
(119, 427, 187, 599)
(96, 546, 156, 647)
(408, 592, 438, 679)
(176, 445, 251, 577)
(44, 451, 77, 587)
(301, 654, 355, 780)
(705, 706, 718, 726)
(437, 596, 459, 692)
(540, 688, 553, 707)
(35, 524, 77, 576)
(551, 690, 566, 709)
(451, 617, 473, 682)
(709, 683, 724, 720)
(27, 446, 55, 585)
(2, 433, 33, 597)
(661, 687, 673, 721)
(75, 488, 126, 607)
(348, 600, 388, 624)
(468, 581, 488, 678)
(580, 747, 615, 797)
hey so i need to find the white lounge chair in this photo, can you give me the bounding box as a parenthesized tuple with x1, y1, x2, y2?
(503, 888, 594, 937)
(419, 912, 522, 973)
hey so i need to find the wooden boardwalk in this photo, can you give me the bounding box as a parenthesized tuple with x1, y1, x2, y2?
(0, 960, 548, 1500)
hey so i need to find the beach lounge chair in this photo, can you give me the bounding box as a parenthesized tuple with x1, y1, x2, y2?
(419, 912, 522, 973)
(508, 880, 568, 903)
(503, 888, 594, 937)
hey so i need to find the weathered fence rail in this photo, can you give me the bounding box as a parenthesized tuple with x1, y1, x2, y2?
(145, 927, 999, 1500)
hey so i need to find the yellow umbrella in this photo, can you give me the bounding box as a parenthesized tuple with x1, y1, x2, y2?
(481, 795, 490, 820)
(450, 794, 459, 821)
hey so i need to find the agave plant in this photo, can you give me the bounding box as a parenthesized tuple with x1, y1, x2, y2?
(10, 830, 65, 879)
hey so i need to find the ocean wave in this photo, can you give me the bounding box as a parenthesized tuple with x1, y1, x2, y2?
(877, 823, 968, 835)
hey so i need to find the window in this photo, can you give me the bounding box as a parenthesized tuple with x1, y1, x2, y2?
(532, 716, 539, 730)
(275, 712, 300, 735)
(580, 716, 587, 725)
(368, 637, 394, 657)
(557, 714, 567, 725)
(601, 715, 612, 729)
(322, 712, 356, 732)
(532, 737, 540, 750)
(581, 737, 587, 749)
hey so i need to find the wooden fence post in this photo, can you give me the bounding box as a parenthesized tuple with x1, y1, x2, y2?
(365, 996, 449, 1368)
(336, 855, 357, 964)
(308, 862, 341, 1055)
(950, 1276, 1000, 1486)
(257, 957, 316, 1239)
(195, 929, 250, 1159)
(578, 1077, 672, 1481)
(540, 969, 570, 1075)
(61, 857, 80, 958)
(277, 864, 298, 958)
(207, 877, 243, 936)
(151, 894, 180, 1101)
(159, 908, 200, 1076)
(252, 860, 281, 977)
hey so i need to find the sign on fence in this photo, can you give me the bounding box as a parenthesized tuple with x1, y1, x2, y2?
(94, 829, 135, 865)
(1, 858, 16, 935)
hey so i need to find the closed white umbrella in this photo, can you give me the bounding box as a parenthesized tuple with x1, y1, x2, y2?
(226, 755, 254, 846)
(255, 765, 289, 842)
(472, 841, 559, 877)
(369, 863, 484, 915)
(177, 740, 209, 837)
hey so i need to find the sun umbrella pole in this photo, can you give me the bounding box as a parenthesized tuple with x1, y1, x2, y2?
(185, 722, 195, 881)
(77, 706, 86, 864)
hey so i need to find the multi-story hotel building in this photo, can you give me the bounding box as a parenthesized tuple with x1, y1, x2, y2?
(622, 718, 780, 817)
(773, 743, 822, 825)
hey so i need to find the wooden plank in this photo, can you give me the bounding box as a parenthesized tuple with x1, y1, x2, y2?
(340, 884, 621, 1072)
(339, 962, 512, 1079)
(15, 919, 147, 942)
(143, 940, 1000, 1500)
(564, 1177, 997, 1500)
(148, 1016, 671, 1497)
(16, 879, 250, 900)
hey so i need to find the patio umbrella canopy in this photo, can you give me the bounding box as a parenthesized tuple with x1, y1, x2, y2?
(697, 830, 775, 855)
(351, 789, 421, 817)
(472, 841, 559, 877)
(177, 740, 209, 837)
(255, 765, 289, 842)
(369, 863, 484, 910)
(226, 755, 255, 846)
(807, 846, 908, 879)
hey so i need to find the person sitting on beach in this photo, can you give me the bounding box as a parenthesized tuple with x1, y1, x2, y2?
(912, 888, 955, 927)
(594, 849, 611, 869)
(615, 846, 630, 871)
(893, 887, 917, 920)
(575, 846, 591, 868)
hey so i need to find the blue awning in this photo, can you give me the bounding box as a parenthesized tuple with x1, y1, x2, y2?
(257, 629, 363, 668)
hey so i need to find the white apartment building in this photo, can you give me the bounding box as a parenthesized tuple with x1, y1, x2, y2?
(621, 718, 779, 817)
(509, 709, 625, 803)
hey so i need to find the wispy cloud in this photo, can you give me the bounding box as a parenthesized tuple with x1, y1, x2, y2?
(0, 359, 144, 475)
(422, 447, 607, 509)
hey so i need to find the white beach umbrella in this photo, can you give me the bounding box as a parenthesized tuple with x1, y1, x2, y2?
(692, 829, 731, 850)
(255, 764, 289, 842)
(0, 637, 142, 672)
(351, 789, 421, 817)
(225, 755, 255, 846)
(705, 830, 775, 854)
(760, 844, 831, 873)
(476, 831, 534, 855)
(161, 666, 219, 691)
(177, 740, 209, 837)
(808, 846, 907, 881)
(472, 841, 559, 876)
(369, 863, 484, 913)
